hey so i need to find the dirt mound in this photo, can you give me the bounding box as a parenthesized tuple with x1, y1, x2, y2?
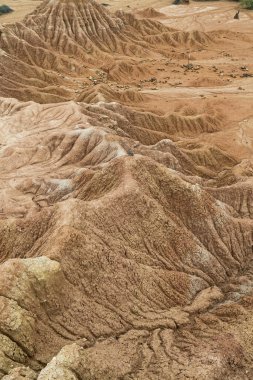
(115, 105, 221, 139)
(136, 7, 166, 19)
(77, 84, 145, 103)
(143, 29, 213, 48)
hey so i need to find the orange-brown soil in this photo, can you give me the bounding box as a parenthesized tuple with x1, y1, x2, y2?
(0, 1, 253, 379)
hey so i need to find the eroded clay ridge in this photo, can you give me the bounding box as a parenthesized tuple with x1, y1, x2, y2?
(0, 96, 253, 379)
(0, 0, 243, 103)
(0, 0, 253, 379)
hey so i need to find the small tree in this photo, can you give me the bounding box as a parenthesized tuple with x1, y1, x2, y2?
(240, 0, 253, 9)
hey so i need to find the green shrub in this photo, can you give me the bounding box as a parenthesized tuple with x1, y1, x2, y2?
(0, 5, 13, 15)
(240, 0, 253, 9)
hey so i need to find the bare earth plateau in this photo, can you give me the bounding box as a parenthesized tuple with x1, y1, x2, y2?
(0, 0, 253, 379)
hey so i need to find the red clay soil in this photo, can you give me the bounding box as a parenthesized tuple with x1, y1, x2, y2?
(0, 1, 253, 379)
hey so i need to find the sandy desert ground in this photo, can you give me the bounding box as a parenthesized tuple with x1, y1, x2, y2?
(0, 0, 253, 379)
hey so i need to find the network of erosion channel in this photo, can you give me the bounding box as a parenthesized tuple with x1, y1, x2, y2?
(0, 0, 253, 379)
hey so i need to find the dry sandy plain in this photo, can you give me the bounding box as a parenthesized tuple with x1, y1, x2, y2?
(0, 0, 253, 379)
